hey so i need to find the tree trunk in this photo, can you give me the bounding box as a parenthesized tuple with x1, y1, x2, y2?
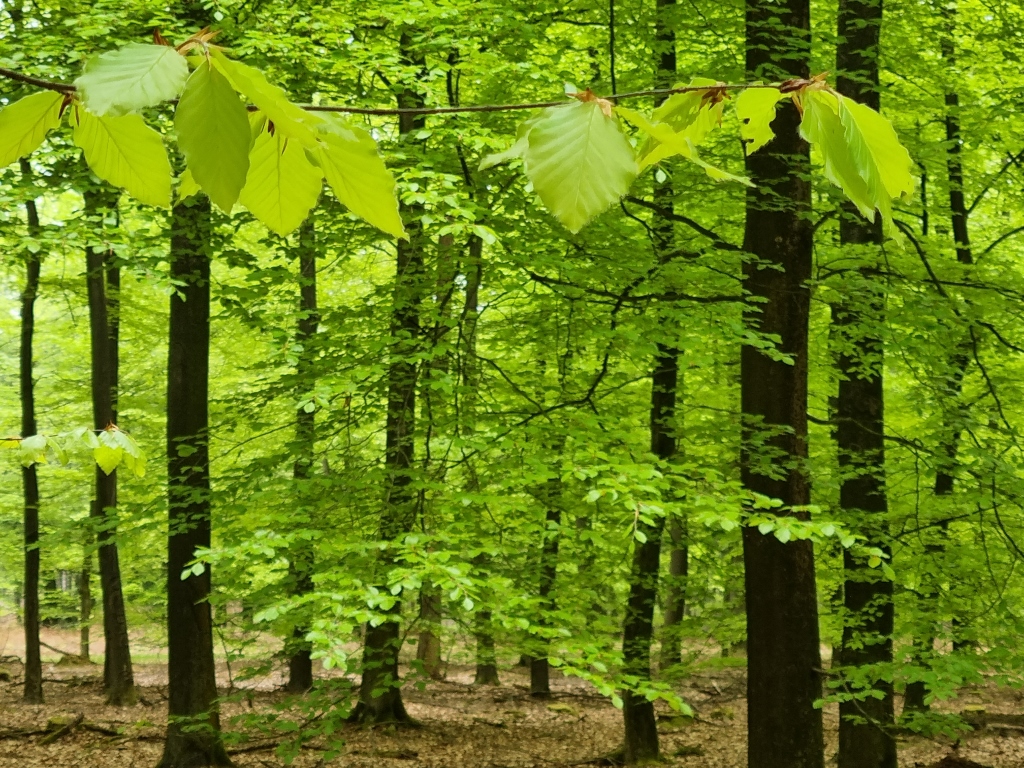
(351, 30, 426, 724)
(659, 518, 687, 672)
(286, 217, 318, 694)
(84, 187, 136, 706)
(19, 158, 43, 705)
(832, 0, 896, 763)
(621, 1, 677, 760)
(741, 0, 823, 766)
(80, 529, 93, 662)
(530, 470, 562, 698)
(905, 1, 971, 712)
(157, 195, 231, 768)
(416, 585, 443, 680)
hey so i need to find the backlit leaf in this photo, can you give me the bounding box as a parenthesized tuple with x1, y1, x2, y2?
(310, 115, 405, 239)
(210, 49, 321, 147)
(94, 443, 122, 474)
(174, 59, 251, 212)
(177, 167, 201, 201)
(0, 91, 63, 168)
(71, 107, 172, 207)
(239, 123, 323, 236)
(736, 87, 786, 154)
(19, 434, 47, 466)
(522, 100, 637, 233)
(75, 43, 189, 116)
(838, 97, 914, 204)
(799, 90, 873, 219)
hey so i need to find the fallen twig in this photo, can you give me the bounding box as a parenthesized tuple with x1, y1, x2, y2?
(39, 713, 84, 745)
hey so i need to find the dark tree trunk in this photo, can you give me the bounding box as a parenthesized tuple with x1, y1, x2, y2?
(80, 529, 93, 662)
(286, 218, 318, 695)
(19, 158, 43, 705)
(832, 0, 896, 763)
(905, 2, 972, 712)
(157, 195, 231, 768)
(84, 187, 136, 706)
(351, 30, 426, 724)
(416, 585, 443, 680)
(620, 2, 678, 761)
(530, 470, 562, 698)
(741, 0, 823, 766)
(659, 519, 687, 671)
(461, 239, 499, 687)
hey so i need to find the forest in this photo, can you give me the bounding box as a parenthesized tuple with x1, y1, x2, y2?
(1, 0, 1023, 766)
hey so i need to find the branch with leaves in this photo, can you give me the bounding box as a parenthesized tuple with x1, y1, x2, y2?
(1, 425, 147, 476)
(0, 29, 913, 238)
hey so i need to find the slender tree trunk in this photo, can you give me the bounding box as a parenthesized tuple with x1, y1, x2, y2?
(80, 529, 93, 662)
(84, 187, 136, 705)
(832, 0, 896, 763)
(742, 0, 823, 766)
(351, 30, 426, 724)
(659, 519, 687, 671)
(158, 195, 231, 768)
(905, 2, 972, 711)
(620, 1, 677, 760)
(286, 218, 318, 694)
(19, 158, 43, 704)
(416, 586, 443, 680)
(530, 466, 562, 697)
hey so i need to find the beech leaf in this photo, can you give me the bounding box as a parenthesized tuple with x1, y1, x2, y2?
(71, 107, 172, 207)
(521, 100, 637, 233)
(75, 43, 189, 116)
(736, 87, 786, 154)
(0, 91, 64, 168)
(174, 59, 251, 212)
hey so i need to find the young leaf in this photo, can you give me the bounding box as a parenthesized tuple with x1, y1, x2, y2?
(638, 79, 724, 167)
(19, 434, 47, 466)
(479, 118, 537, 171)
(799, 91, 872, 215)
(210, 50, 321, 148)
(616, 106, 749, 185)
(94, 443, 122, 474)
(838, 97, 914, 205)
(74, 43, 189, 116)
(735, 87, 786, 154)
(310, 115, 405, 239)
(71, 107, 172, 208)
(522, 99, 637, 233)
(174, 59, 251, 212)
(239, 123, 323, 236)
(0, 91, 64, 168)
(177, 167, 201, 201)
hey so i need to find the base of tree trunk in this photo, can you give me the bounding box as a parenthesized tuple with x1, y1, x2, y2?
(622, 692, 659, 765)
(902, 682, 929, 714)
(530, 657, 550, 697)
(105, 683, 137, 707)
(474, 664, 500, 685)
(286, 650, 313, 694)
(347, 697, 415, 726)
(156, 732, 233, 768)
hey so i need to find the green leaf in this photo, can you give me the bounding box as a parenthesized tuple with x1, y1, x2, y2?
(74, 43, 189, 116)
(735, 87, 786, 154)
(799, 91, 873, 219)
(177, 167, 201, 201)
(19, 434, 47, 466)
(639, 79, 724, 167)
(310, 115, 405, 238)
(0, 91, 64, 168)
(479, 118, 537, 171)
(522, 99, 637, 233)
(210, 49, 321, 147)
(174, 59, 251, 212)
(71, 107, 172, 207)
(616, 106, 750, 185)
(239, 123, 323, 236)
(93, 443, 122, 475)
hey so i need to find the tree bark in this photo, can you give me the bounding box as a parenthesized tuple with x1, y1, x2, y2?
(83, 187, 136, 705)
(19, 158, 43, 705)
(741, 0, 823, 766)
(157, 195, 231, 768)
(832, 0, 896, 762)
(530, 467, 562, 698)
(286, 217, 318, 694)
(80, 529, 93, 662)
(351, 29, 426, 724)
(659, 519, 687, 671)
(620, 1, 678, 760)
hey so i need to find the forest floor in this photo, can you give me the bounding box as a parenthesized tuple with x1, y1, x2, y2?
(0, 630, 1020, 767)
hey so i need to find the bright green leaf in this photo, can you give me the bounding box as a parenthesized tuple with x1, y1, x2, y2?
(74, 43, 189, 116)
(522, 100, 637, 233)
(93, 444, 122, 474)
(210, 49, 321, 147)
(177, 167, 201, 201)
(0, 91, 64, 168)
(799, 91, 873, 219)
(19, 434, 47, 466)
(71, 107, 171, 207)
(736, 87, 786, 154)
(239, 123, 323, 236)
(310, 115, 405, 238)
(174, 59, 250, 212)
